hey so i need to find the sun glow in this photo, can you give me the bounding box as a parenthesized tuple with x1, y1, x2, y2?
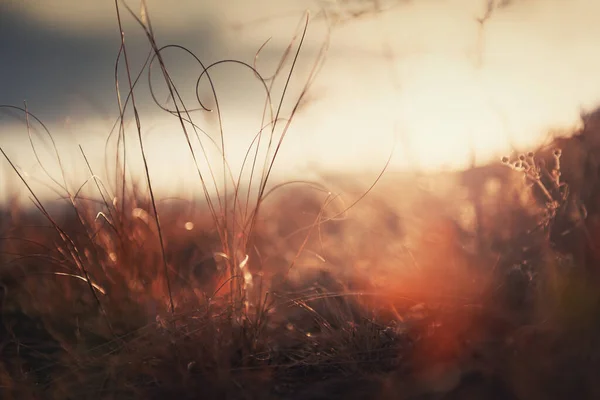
(2, 0, 600, 203)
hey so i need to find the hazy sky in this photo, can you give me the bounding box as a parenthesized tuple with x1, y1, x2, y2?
(2, 0, 600, 201)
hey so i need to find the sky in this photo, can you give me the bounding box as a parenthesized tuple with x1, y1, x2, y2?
(1, 0, 600, 202)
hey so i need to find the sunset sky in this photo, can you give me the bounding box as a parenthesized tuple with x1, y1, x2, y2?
(1, 0, 600, 202)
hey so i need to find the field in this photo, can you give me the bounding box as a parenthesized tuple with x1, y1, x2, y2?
(3, 4, 600, 400)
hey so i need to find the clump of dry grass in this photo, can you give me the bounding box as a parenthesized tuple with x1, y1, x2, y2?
(0, 3, 402, 399)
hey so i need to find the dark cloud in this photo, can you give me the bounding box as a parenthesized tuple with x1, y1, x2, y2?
(0, 5, 225, 125)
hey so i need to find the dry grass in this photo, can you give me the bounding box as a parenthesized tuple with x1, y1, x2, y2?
(2, 3, 600, 399)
